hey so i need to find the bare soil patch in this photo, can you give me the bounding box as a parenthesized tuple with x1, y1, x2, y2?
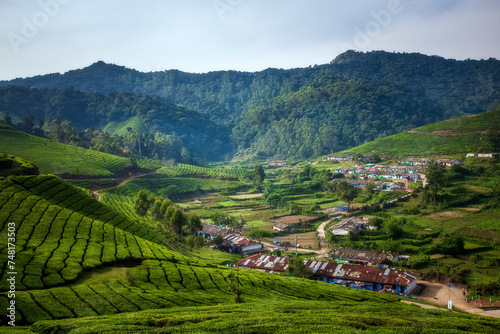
(274, 231, 318, 249)
(426, 211, 465, 220)
(416, 280, 500, 318)
(460, 207, 481, 212)
(272, 215, 316, 225)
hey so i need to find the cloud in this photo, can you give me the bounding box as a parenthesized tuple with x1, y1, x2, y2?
(0, 0, 498, 80)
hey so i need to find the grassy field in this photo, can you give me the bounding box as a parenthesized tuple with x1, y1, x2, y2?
(0, 129, 131, 176)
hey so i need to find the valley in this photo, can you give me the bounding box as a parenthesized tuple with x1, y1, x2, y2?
(1, 52, 500, 332)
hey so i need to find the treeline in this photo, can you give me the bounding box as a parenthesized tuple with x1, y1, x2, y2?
(0, 86, 232, 160)
(2, 50, 500, 159)
(134, 190, 204, 249)
(1, 115, 192, 163)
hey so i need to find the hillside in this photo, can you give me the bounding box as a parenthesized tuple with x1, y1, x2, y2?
(0, 86, 231, 160)
(0, 173, 410, 328)
(23, 300, 500, 333)
(2, 50, 500, 159)
(0, 129, 132, 177)
(332, 110, 500, 158)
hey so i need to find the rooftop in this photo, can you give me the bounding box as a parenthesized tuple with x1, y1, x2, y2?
(236, 254, 418, 287)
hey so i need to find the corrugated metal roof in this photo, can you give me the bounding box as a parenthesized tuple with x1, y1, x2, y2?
(235, 255, 418, 287)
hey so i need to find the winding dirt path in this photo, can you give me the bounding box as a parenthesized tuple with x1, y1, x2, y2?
(91, 172, 154, 202)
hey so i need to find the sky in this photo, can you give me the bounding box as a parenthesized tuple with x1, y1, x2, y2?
(1, 0, 499, 80)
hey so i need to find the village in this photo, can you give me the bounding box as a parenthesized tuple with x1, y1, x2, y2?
(195, 153, 496, 304)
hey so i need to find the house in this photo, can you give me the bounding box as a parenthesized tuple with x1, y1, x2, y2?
(401, 157, 431, 165)
(466, 153, 475, 158)
(199, 223, 229, 239)
(477, 153, 493, 158)
(389, 183, 403, 191)
(324, 155, 353, 162)
(272, 222, 294, 232)
(269, 160, 286, 166)
(358, 155, 372, 162)
(236, 255, 418, 294)
(330, 217, 365, 236)
(436, 159, 461, 167)
(222, 234, 262, 256)
(408, 173, 421, 182)
(330, 247, 397, 265)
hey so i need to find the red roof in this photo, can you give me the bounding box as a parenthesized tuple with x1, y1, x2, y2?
(236, 255, 418, 287)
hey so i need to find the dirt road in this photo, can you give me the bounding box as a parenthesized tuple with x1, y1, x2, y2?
(91, 172, 154, 202)
(417, 280, 500, 318)
(317, 220, 332, 256)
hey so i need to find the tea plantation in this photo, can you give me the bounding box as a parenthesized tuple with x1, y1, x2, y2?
(2, 174, 500, 332)
(0, 129, 131, 176)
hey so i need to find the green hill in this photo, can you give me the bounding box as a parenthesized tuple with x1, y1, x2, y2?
(2, 50, 500, 159)
(0, 129, 132, 177)
(332, 110, 500, 158)
(0, 174, 406, 327)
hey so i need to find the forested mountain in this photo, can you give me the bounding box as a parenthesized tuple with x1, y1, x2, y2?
(0, 86, 231, 160)
(2, 50, 500, 159)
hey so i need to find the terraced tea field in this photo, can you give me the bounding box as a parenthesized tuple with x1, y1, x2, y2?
(26, 300, 500, 333)
(0, 256, 405, 325)
(103, 176, 244, 198)
(0, 129, 131, 177)
(0, 175, 168, 291)
(158, 163, 250, 180)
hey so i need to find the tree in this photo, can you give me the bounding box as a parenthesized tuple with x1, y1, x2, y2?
(425, 162, 445, 205)
(248, 228, 271, 242)
(253, 165, 266, 190)
(186, 213, 202, 236)
(365, 180, 375, 198)
(211, 210, 233, 226)
(234, 215, 246, 231)
(170, 207, 186, 240)
(134, 190, 151, 221)
(285, 256, 313, 279)
(212, 235, 223, 245)
(439, 233, 464, 255)
(320, 127, 338, 154)
(332, 180, 360, 211)
(382, 219, 403, 239)
(150, 198, 163, 222)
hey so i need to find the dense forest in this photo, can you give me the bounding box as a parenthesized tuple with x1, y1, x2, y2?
(0, 86, 231, 161)
(1, 50, 499, 160)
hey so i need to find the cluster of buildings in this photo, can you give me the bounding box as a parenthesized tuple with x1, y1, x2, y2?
(322, 206, 349, 216)
(323, 154, 372, 162)
(466, 153, 493, 158)
(329, 216, 373, 236)
(330, 247, 398, 266)
(268, 160, 287, 166)
(198, 223, 263, 256)
(236, 254, 418, 295)
(401, 157, 461, 166)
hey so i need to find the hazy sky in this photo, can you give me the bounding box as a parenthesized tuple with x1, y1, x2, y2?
(1, 0, 499, 80)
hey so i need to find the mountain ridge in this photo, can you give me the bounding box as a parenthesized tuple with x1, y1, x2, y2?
(2, 50, 500, 160)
